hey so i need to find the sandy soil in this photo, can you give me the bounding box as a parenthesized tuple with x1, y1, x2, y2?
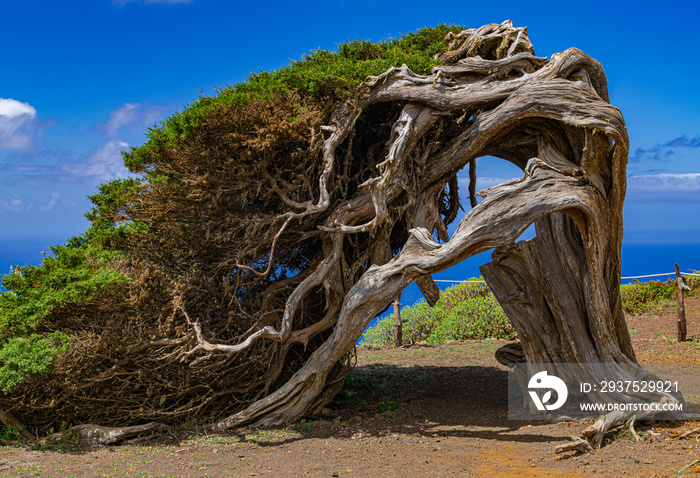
(1, 297, 699, 477)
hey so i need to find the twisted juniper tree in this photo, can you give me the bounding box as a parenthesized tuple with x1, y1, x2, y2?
(0, 21, 672, 448)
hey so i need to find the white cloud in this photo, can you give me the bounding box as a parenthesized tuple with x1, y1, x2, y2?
(629, 136, 700, 163)
(104, 102, 140, 137)
(46, 192, 60, 211)
(102, 101, 167, 138)
(0, 99, 36, 118)
(0, 98, 37, 150)
(0, 141, 132, 186)
(35, 192, 76, 211)
(627, 173, 700, 192)
(61, 141, 132, 182)
(0, 194, 31, 213)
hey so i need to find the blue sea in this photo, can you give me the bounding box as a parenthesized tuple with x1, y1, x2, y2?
(363, 242, 699, 329)
(0, 236, 70, 276)
(366, 242, 699, 331)
(1, 236, 698, 334)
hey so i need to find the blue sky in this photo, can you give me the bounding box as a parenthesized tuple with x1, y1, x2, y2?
(1, 0, 699, 252)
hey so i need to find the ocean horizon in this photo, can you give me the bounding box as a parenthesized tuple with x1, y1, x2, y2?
(1, 236, 697, 334)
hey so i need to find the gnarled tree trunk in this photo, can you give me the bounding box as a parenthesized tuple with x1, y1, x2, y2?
(204, 21, 674, 448)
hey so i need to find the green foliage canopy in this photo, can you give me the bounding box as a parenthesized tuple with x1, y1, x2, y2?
(0, 235, 129, 393)
(123, 25, 464, 173)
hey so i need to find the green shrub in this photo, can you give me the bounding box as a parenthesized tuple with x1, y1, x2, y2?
(376, 401, 398, 413)
(620, 273, 699, 316)
(361, 300, 440, 345)
(363, 272, 700, 345)
(687, 271, 700, 291)
(0, 425, 24, 442)
(123, 24, 465, 173)
(0, 229, 128, 393)
(427, 294, 516, 343)
(361, 280, 516, 345)
(0, 333, 69, 394)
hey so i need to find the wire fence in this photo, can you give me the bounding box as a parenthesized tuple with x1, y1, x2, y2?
(391, 266, 696, 346)
(432, 270, 700, 284)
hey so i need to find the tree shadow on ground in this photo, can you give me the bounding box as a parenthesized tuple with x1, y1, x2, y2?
(238, 363, 572, 447)
(16, 363, 570, 452)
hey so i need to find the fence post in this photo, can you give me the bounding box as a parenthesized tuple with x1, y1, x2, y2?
(393, 293, 402, 348)
(676, 263, 690, 342)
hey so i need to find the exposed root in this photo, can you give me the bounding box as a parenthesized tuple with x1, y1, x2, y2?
(494, 342, 525, 365)
(628, 416, 642, 442)
(50, 422, 170, 445)
(555, 435, 593, 454)
(0, 407, 35, 440)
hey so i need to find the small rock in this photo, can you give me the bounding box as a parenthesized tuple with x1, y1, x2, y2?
(332, 473, 339, 477)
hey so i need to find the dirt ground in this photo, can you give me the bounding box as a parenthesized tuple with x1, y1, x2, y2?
(1, 297, 699, 477)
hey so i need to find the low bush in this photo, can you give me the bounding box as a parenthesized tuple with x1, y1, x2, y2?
(361, 280, 516, 345)
(620, 272, 699, 315)
(0, 230, 128, 394)
(427, 294, 515, 343)
(362, 272, 700, 345)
